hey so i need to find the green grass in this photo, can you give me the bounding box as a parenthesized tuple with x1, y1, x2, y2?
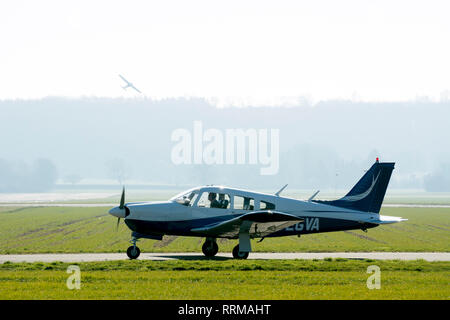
(0, 206, 449, 254)
(0, 259, 448, 299)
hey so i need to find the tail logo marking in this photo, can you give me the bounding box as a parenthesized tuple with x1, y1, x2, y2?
(341, 171, 380, 202)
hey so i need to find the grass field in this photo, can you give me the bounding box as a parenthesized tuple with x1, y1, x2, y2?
(0, 259, 448, 299)
(0, 206, 449, 254)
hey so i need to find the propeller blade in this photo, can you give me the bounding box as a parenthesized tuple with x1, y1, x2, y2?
(116, 217, 121, 231)
(119, 187, 125, 209)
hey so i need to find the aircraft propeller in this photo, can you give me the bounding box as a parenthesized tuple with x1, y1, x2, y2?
(117, 187, 125, 230)
(116, 216, 121, 231)
(109, 187, 129, 231)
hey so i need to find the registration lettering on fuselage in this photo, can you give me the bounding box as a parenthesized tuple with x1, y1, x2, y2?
(285, 217, 319, 232)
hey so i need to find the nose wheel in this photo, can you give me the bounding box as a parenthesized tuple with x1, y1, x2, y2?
(202, 238, 219, 257)
(127, 245, 140, 259)
(232, 244, 249, 259)
(127, 236, 140, 259)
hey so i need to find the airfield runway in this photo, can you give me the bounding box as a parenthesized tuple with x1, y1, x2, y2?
(0, 252, 449, 263)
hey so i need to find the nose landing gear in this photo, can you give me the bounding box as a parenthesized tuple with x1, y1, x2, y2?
(127, 236, 141, 259)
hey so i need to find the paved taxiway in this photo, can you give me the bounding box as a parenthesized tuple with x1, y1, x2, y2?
(1, 252, 449, 263)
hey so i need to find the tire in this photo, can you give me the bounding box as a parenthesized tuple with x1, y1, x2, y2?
(232, 244, 249, 259)
(127, 245, 140, 259)
(202, 241, 219, 257)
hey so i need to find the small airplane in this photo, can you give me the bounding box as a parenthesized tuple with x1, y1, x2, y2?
(109, 159, 407, 259)
(118, 74, 142, 94)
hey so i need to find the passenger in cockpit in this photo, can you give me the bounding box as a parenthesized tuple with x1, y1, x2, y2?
(218, 194, 229, 209)
(208, 192, 221, 208)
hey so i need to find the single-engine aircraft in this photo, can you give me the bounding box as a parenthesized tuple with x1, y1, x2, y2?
(118, 74, 142, 94)
(109, 159, 406, 259)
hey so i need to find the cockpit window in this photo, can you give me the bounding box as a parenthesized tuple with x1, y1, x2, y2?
(170, 188, 195, 201)
(172, 190, 198, 206)
(188, 193, 199, 206)
(196, 192, 231, 209)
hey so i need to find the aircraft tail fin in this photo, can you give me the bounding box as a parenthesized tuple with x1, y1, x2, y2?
(314, 160, 395, 213)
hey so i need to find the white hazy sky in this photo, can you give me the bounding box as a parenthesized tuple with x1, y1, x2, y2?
(1, 0, 449, 105)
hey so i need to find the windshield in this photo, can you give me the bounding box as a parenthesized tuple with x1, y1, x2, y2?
(170, 188, 199, 206)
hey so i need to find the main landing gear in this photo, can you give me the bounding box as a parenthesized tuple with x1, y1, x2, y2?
(201, 238, 250, 259)
(202, 238, 219, 257)
(232, 244, 249, 259)
(127, 236, 141, 259)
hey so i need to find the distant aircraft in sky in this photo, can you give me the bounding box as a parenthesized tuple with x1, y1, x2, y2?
(118, 74, 142, 94)
(109, 159, 407, 260)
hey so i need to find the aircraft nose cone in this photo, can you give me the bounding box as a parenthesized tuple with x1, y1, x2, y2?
(109, 206, 126, 218)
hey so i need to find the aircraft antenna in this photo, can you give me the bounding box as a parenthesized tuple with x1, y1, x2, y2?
(275, 184, 288, 196)
(308, 190, 320, 202)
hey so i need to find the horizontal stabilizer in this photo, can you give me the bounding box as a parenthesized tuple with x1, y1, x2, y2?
(374, 215, 408, 224)
(359, 215, 407, 225)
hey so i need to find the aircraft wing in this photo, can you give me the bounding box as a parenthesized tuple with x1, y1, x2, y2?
(131, 85, 142, 94)
(118, 74, 131, 85)
(191, 210, 303, 238)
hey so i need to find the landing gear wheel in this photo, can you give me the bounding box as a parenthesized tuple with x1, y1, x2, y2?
(202, 241, 219, 257)
(232, 244, 249, 259)
(127, 245, 140, 259)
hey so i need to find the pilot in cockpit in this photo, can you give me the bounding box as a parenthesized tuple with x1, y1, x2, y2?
(208, 192, 221, 208)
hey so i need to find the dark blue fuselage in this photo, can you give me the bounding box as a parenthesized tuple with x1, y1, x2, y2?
(125, 215, 377, 239)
